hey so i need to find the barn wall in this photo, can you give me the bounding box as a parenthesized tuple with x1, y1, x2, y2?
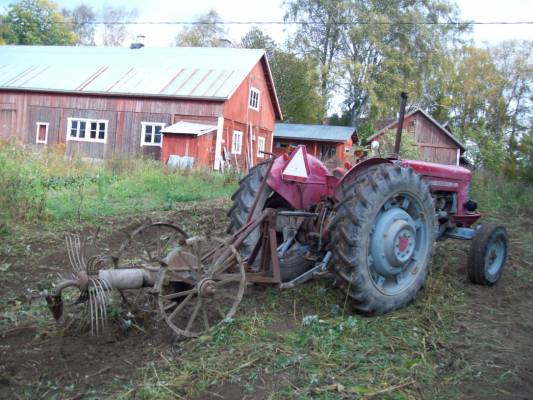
(409, 113, 458, 165)
(372, 111, 460, 165)
(0, 90, 224, 160)
(222, 61, 276, 170)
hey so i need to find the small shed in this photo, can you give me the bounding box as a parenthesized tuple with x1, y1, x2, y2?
(160, 121, 217, 167)
(273, 123, 356, 163)
(366, 108, 465, 165)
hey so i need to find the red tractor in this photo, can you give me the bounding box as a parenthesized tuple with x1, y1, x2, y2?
(40, 95, 509, 337)
(227, 98, 509, 316)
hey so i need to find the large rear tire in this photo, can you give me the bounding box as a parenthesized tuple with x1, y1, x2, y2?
(330, 163, 436, 315)
(227, 161, 272, 257)
(226, 162, 313, 281)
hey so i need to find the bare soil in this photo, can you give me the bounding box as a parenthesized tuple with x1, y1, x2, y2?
(447, 214, 533, 399)
(0, 202, 532, 399)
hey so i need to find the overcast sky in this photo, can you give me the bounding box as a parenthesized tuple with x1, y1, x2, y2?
(0, 0, 532, 46)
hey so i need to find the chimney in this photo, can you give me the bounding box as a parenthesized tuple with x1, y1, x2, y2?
(218, 38, 232, 48)
(130, 35, 146, 49)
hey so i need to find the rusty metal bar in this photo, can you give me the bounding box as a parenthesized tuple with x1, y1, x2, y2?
(246, 158, 276, 224)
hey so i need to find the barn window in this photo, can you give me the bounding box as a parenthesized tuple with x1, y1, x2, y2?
(141, 122, 165, 147)
(249, 87, 260, 111)
(276, 142, 288, 149)
(35, 122, 49, 144)
(257, 136, 265, 158)
(67, 118, 107, 143)
(232, 130, 243, 155)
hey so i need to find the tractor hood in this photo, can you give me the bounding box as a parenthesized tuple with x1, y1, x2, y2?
(400, 160, 472, 182)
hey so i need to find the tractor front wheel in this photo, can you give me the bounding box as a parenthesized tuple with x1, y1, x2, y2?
(331, 163, 436, 315)
(467, 224, 508, 285)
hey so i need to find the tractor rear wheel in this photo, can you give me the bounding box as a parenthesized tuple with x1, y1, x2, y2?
(330, 163, 436, 315)
(467, 224, 508, 285)
(226, 161, 314, 281)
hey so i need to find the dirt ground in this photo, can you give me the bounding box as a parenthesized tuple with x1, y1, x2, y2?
(0, 200, 532, 399)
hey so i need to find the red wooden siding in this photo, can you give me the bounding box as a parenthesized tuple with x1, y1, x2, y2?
(0, 90, 223, 160)
(222, 61, 276, 170)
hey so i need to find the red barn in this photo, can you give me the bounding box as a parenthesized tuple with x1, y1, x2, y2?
(366, 108, 465, 165)
(0, 46, 281, 170)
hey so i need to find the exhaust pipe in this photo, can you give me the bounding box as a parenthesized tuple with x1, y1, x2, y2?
(394, 92, 408, 156)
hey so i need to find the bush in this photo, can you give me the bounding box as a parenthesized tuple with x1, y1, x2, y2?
(0, 141, 48, 226)
(471, 171, 533, 212)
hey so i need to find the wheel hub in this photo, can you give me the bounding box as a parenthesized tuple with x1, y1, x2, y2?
(370, 207, 417, 277)
(198, 278, 217, 298)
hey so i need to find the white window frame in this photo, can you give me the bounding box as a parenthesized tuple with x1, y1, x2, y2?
(35, 122, 49, 144)
(232, 130, 243, 155)
(67, 117, 108, 143)
(257, 136, 265, 158)
(248, 87, 260, 111)
(140, 122, 166, 147)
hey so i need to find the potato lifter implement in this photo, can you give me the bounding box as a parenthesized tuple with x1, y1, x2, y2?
(39, 94, 509, 338)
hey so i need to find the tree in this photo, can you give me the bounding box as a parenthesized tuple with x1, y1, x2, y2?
(284, 0, 347, 117)
(63, 4, 96, 46)
(174, 10, 227, 47)
(270, 50, 323, 123)
(101, 3, 138, 47)
(240, 26, 276, 58)
(240, 28, 322, 124)
(337, 0, 466, 125)
(491, 41, 533, 160)
(2, 0, 76, 45)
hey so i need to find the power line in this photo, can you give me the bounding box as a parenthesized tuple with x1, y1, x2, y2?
(1, 20, 532, 26)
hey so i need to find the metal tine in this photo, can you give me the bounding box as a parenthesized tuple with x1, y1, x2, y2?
(91, 279, 103, 326)
(95, 279, 109, 332)
(88, 288, 95, 335)
(65, 235, 80, 273)
(93, 278, 108, 330)
(89, 283, 100, 335)
(73, 235, 86, 273)
(91, 288, 99, 335)
(68, 234, 82, 272)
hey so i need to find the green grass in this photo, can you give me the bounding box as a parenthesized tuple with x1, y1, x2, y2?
(46, 168, 236, 221)
(0, 141, 238, 228)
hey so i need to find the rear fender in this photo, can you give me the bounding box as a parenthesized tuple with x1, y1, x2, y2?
(335, 158, 393, 200)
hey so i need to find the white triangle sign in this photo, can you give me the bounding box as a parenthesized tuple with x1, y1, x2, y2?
(282, 146, 308, 180)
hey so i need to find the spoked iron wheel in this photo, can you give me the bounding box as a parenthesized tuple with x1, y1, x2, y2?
(156, 240, 246, 338)
(114, 222, 189, 312)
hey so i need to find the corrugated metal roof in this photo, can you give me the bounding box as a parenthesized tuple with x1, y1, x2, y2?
(274, 123, 355, 142)
(0, 46, 266, 100)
